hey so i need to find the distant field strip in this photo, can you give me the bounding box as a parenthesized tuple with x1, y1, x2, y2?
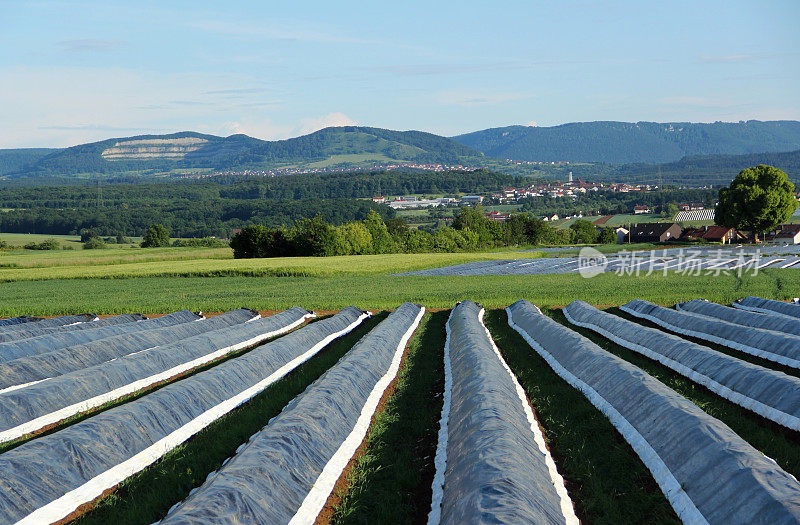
(0, 251, 544, 282)
(400, 254, 800, 276)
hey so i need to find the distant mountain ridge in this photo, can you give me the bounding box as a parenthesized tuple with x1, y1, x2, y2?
(4, 120, 800, 182)
(4, 127, 485, 178)
(452, 120, 800, 164)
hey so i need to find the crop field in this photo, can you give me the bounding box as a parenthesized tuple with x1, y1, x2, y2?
(2, 290, 800, 523)
(2, 242, 800, 523)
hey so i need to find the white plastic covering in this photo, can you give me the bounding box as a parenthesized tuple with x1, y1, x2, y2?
(507, 299, 800, 525)
(428, 301, 577, 525)
(0, 310, 251, 391)
(0, 313, 145, 344)
(564, 300, 800, 431)
(677, 299, 800, 337)
(0, 307, 314, 444)
(160, 303, 424, 525)
(621, 299, 800, 369)
(0, 306, 369, 525)
(0, 316, 41, 327)
(0, 310, 200, 362)
(0, 314, 96, 340)
(733, 296, 800, 320)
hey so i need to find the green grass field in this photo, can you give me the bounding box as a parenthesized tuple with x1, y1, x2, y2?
(0, 243, 797, 315)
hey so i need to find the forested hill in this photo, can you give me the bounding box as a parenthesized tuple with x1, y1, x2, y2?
(4, 127, 485, 178)
(608, 148, 800, 186)
(453, 120, 800, 164)
(0, 148, 58, 175)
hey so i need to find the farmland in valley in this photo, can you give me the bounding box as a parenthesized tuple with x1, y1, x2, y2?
(2, 241, 800, 524)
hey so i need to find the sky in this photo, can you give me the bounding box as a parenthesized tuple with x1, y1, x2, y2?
(1, 0, 798, 148)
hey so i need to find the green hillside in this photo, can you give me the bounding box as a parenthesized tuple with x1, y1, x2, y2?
(5, 127, 485, 179)
(0, 148, 58, 175)
(453, 120, 800, 164)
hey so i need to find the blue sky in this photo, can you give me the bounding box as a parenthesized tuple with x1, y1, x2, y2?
(1, 0, 798, 147)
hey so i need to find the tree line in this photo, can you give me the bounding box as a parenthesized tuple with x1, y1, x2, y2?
(230, 207, 616, 258)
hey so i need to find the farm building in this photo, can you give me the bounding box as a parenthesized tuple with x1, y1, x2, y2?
(765, 224, 800, 244)
(633, 205, 650, 214)
(628, 223, 683, 243)
(681, 225, 738, 244)
(615, 227, 629, 244)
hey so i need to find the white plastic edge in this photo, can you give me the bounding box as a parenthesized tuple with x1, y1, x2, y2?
(15, 311, 369, 525)
(288, 306, 424, 525)
(0, 377, 49, 395)
(477, 308, 578, 525)
(732, 302, 800, 321)
(620, 304, 800, 370)
(0, 313, 314, 445)
(426, 308, 455, 525)
(506, 306, 709, 525)
(678, 302, 800, 336)
(563, 307, 800, 431)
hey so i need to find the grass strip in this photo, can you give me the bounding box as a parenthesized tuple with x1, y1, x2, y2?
(72, 313, 384, 525)
(1, 269, 798, 316)
(551, 308, 800, 480)
(330, 310, 446, 525)
(483, 309, 680, 524)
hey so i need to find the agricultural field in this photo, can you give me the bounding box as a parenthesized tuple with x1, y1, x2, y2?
(2, 241, 800, 524)
(1, 281, 800, 523)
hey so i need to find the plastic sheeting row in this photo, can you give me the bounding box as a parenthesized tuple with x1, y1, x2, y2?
(0, 310, 201, 363)
(0, 306, 370, 524)
(734, 296, 800, 319)
(564, 300, 800, 431)
(0, 309, 254, 393)
(621, 299, 800, 369)
(677, 299, 800, 337)
(0, 314, 97, 339)
(0, 313, 145, 345)
(0, 316, 41, 328)
(507, 299, 800, 524)
(0, 307, 314, 444)
(160, 303, 423, 524)
(427, 300, 576, 525)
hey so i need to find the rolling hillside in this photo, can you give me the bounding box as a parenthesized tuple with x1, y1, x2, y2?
(4, 127, 485, 179)
(453, 120, 800, 164)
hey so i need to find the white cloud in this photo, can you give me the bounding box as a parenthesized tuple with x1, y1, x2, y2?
(433, 90, 535, 107)
(56, 39, 125, 52)
(296, 113, 358, 135)
(526, 120, 539, 127)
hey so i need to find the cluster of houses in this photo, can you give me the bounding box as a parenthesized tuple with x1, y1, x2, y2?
(380, 195, 484, 210)
(492, 180, 656, 203)
(633, 202, 709, 215)
(616, 223, 800, 245)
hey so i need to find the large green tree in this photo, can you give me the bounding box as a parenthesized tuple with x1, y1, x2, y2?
(715, 165, 798, 240)
(141, 223, 171, 248)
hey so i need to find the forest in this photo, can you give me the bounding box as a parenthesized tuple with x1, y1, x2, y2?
(0, 170, 513, 238)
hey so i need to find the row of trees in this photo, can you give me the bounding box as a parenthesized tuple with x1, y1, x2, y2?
(230, 207, 617, 258)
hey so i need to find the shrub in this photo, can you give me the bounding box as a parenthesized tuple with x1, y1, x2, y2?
(23, 238, 61, 250)
(569, 219, 599, 244)
(172, 237, 228, 248)
(83, 237, 107, 250)
(141, 224, 171, 248)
